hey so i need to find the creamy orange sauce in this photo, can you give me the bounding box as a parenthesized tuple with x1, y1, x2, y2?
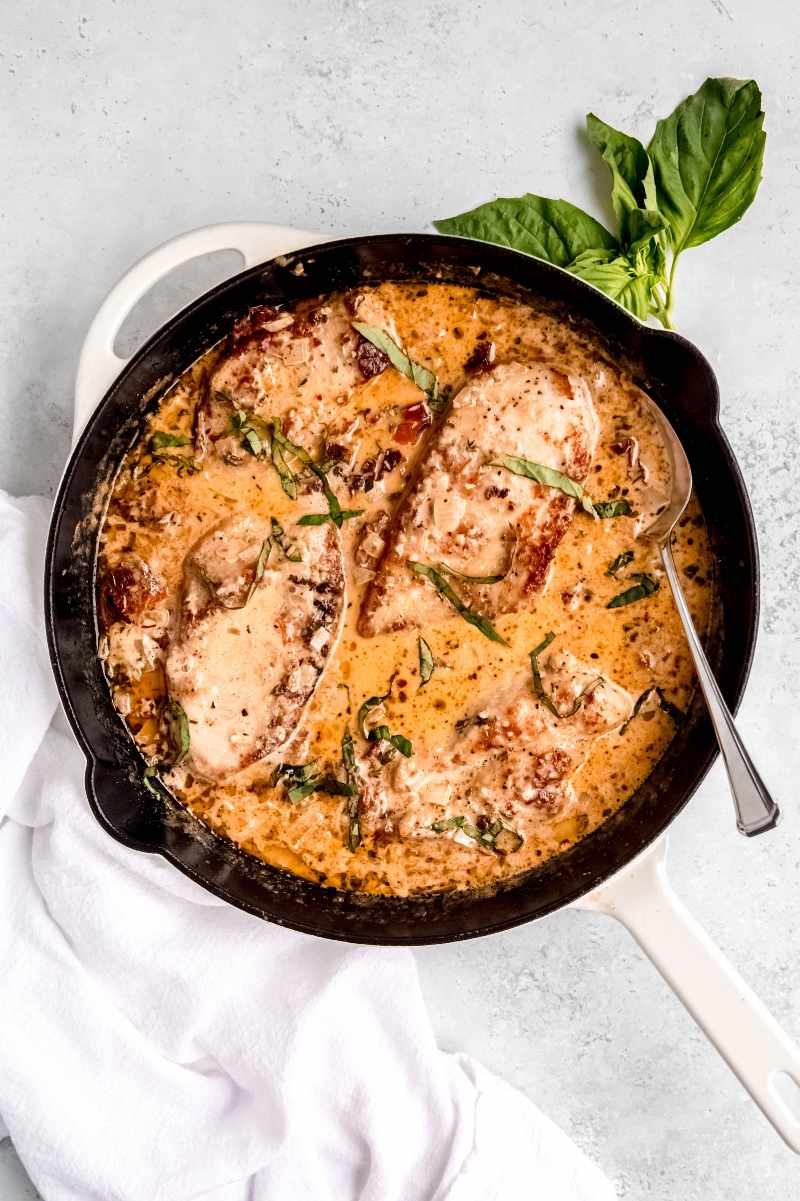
(98, 282, 714, 895)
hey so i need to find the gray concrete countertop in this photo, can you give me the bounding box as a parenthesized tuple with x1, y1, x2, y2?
(2, 2, 798, 1197)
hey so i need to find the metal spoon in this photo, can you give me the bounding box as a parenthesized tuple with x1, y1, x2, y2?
(639, 398, 779, 836)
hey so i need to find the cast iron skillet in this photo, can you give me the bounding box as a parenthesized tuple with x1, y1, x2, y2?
(44, 233, 758, 945)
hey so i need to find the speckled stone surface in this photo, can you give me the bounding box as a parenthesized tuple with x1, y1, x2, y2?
(2, 1, 799, 1197)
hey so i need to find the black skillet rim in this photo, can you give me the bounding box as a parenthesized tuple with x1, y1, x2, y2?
(44, 232, 760, 945)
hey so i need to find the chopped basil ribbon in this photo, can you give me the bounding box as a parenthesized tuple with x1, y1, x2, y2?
(270, 517, 302, 563)
(269, 419, 355, 527)
(437, 532, 516, 586)
(529, 632, 604, 718)
(431, 815, 523, 854)
(619, 686, 685, 735)
(418, 636, 436, 686)
(270, 761, 353, 803)
(352, 322, 444, 411)
(150, 431, 192, 450)
(606, 549, 634, 577)
(296, 509, 363, 526)
(407, 561, 509, 646)
(227, 408, 272, 459)
(244, 537, 272, 604)
(341, 727, 362, 851)
(491, 454, 597, 517)
(151, 452, 201, 476)
(607, 572, 660, 608)
(164, 699, 190, 766)
(142, 765, 168, 797)
(357, 681, 413, 759)
(594, 498, 634, 518)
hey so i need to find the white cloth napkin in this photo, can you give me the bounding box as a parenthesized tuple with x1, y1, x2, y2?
(0, 490, 614, 1201)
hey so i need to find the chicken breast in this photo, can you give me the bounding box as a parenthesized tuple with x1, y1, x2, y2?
(165, 513, 345, 780)
(360, 649, 633, 845)
(358, 362, 600, 637)
(196, 293, 398, 462)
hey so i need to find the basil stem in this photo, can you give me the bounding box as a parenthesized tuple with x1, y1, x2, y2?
(407, 561, 509, 646)
(418, 636, 436, 686)
(491, 454, 597, 517)
(607, 572, 660, 608)
(352, 322, 443, 410)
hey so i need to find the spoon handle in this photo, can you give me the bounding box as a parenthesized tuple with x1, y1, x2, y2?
(659, 541, 780, 836)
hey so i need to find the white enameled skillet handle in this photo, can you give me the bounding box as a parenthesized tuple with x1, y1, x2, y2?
(73, 222, 322, 441)
(577, 838, 800, 1150)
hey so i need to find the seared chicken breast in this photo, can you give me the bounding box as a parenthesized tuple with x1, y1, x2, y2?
(165, 513, 345, 780)
(358, 362, 600, 637)
(360, 650, 633, 843)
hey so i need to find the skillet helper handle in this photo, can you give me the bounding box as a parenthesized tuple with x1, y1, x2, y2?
(73, 222, 322, 440)
(659, 540, 780, 836)
(583, 841, 800, 1151)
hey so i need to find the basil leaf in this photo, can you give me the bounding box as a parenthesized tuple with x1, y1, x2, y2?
(418, 636, 436, 686)
(341, 727, 362, 851)
(434, 194, 617, 267)
(296, 509, 363, 526)
(164, 699, 190, 766)
(594, 498, 633, 518)
(491, 454, 597, 517)
(567, 250, 655, 321)
(352, 322, 442, 410)
(607, 572, 660, 608)
(606, 549, 634, 577)
(408, 561, 509, 646)
(648, 78, 766, 254)
(151, 431, 192, 450)
(586, 113, 657, 225)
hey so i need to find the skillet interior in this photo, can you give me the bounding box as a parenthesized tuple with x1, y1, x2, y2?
(45, 233, 759, 944)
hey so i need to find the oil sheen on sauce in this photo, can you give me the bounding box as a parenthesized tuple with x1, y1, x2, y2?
(98, 282, 714, 896)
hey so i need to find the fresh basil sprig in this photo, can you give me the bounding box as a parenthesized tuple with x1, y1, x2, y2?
(352, 322, 444, 411)
(435, 78, 765, 327)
